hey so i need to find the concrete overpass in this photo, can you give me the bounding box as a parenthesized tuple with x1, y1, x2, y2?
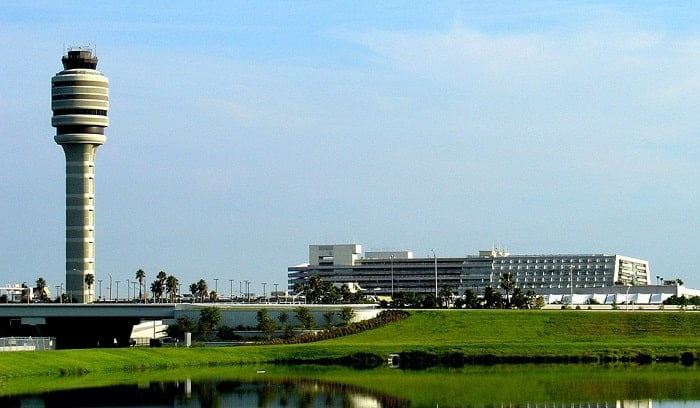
(0, 304, 175, 348)
(0, 303, 381, 349)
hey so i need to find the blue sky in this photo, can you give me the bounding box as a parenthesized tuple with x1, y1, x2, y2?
(1, 1, 699, 295)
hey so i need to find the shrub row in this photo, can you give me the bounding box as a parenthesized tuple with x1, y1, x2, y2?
(271, 349, 700, 370)
(264, 309, 410, 346)
(395, 350, 700, 369)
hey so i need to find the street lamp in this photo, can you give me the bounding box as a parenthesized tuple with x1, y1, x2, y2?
(108, 273, 113, 301)
(115, 280, 120, 301)
(244, 280, 250, 303)
(274, 283, 279, 303)
(132, 281, 137, 302)
(97, 279, 102, 301)
(262, 282, 267, 302)
(127, 279, 131, 301)
(214, 278, 219, 294)
(229, 279, 234, 302)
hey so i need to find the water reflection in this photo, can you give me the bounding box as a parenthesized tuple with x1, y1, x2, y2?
(0, 377, 407, 408)
(1, 365, 699, 407)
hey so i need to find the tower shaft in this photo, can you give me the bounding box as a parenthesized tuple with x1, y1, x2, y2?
(63, 144, 98, 302)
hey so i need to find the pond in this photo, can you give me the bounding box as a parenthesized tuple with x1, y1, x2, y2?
(1, 363, 699, 407)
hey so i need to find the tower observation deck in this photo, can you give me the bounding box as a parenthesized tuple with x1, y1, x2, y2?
(51, 47, 109, 303)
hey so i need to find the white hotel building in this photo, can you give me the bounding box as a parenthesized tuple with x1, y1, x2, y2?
(288, 244, 664, 301)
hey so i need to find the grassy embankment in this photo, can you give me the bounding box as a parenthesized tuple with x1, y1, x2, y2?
(0, 310, 698, 379)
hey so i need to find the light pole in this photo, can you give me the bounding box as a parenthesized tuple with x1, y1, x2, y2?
(60, 283, 64, 303)
(229, 279, 234, 302)
(97, 279, 102, 301)
(431, 249, 437, 299)
(244, 280, 250, 303)
(274, 283, 279, 303)
(108, 273, 112, 301)
(214, 278, 219, 294)
(115, 280, 120, 301)
(127, 279, 130, 301)
(239, 281, 242, 299)
(262, 282, 267, 302)
(55, 285, 61, 304)
(132, 281, 137, 302)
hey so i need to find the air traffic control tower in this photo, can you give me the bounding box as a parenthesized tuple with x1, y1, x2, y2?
(51, 48, 109, 303)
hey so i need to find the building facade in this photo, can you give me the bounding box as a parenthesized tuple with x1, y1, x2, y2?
(288, 244, 651, 298)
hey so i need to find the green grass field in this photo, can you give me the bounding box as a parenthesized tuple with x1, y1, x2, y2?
(0, 310, 698, 379)
(321, 310, 700, 357)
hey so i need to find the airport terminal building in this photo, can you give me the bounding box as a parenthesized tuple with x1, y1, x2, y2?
(288, 244, 653, 299)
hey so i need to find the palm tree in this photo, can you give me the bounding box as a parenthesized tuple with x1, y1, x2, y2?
(84, 274, 95, 303)
(165, 275, 179, 302)
(149, 271, 168, 303)
(35, 277, 48, 302)
(150, 280, 164, 302)
(500, 272, 516, 307)
(196, 279, 208, 302)
(189, 283, 198, 301)
(157, 271, 167, 296)
(135, 269, 145, 302)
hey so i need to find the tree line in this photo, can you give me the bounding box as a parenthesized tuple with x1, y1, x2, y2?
(166, 305, 359, 342)
(386, 273, 545, 309)
(292, 275, 367, 304)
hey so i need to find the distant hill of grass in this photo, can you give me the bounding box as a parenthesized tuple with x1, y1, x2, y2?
(0, 310, 698, 379)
